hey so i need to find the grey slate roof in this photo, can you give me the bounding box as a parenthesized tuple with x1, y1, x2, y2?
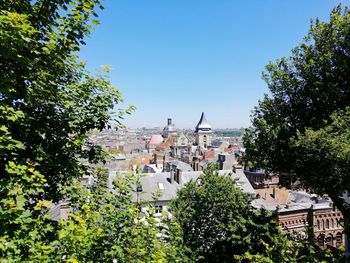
(253, 189, 335, 212)
(123, 169, 255, 203)
(169, 159, 193, 172)
(50, 201, 72, 221)
(211, 140, 222, 148)
(199, 159, 209, 168)
(288, 191, 314, 204)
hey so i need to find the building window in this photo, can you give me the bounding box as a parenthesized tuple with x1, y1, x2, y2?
(317, 220, 320, 230)
(326, 219, 329, 229)
(155, 205, 163, 214)
(317, 235, 324, 246)
(336, 233, 343, 247)
(331, 219, 334, 229)
(326, 234, 333, 246)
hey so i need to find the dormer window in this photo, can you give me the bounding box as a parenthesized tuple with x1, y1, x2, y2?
(155, 205, 163, 214)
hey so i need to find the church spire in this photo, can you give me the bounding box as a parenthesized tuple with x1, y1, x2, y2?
(194, 112, 213, 148)
(195, 112, 212, 133)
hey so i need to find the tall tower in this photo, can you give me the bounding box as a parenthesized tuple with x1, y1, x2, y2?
(162, 116, 176, 139)
(195, 112, 213, 148)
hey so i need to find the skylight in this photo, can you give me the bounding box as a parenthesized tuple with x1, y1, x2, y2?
(158, 183, 164, 190)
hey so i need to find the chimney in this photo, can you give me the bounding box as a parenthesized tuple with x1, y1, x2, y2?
(174, 169, 182, 185)
(232, 164, 243, 173)
(170, 168, 174, 184)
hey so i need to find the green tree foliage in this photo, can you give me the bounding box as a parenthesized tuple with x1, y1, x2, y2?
(294, 108, 350, 216)
(0, 0, 138, 261)
(170, 165, 288, 262)
(53, 169, 188, 262)
(0, 0, 131, 202)
(236, 235, 339, 263)
(0, 1, 189, 261)
(171, 166, 341, 262)
(243, 6, 350, 232)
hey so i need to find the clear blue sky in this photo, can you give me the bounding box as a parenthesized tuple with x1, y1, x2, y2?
(79, 0, 347, 129)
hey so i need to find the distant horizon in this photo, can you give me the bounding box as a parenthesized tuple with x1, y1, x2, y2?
(119, 113, 248, 130)
(123, 125, 247, 130)
(80, 1, 347, 128)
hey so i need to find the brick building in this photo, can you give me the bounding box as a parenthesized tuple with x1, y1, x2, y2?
(254, 188, 345, 248)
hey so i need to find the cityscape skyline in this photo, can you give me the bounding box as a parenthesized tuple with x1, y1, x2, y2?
(2, 1, 349, 259)
(121, 113, 246, 130)
(79, 1, 346, 128)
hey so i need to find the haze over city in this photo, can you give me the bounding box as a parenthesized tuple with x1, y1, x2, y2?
(79, 0, 346, 128)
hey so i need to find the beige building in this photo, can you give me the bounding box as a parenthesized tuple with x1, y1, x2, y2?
(171, 133, 190, 158)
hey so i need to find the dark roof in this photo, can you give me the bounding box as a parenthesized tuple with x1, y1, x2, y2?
(195, 112, 212, 132)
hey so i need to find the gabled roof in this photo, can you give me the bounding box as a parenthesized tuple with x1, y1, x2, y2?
(195, 112, 212, 132)
(119, 170, 255, 202)
(172, 132, 189, 146)
(147, 134, 163, 145)
(156, 135, 176, 150)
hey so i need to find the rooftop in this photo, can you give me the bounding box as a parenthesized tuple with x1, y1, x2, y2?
(147, 134, 163, 145)
(195, 112, 212, 132)
(108, 169, 255, 203)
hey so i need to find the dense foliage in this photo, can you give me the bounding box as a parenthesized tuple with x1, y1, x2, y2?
(171, 165, 284, 262)
(0, 0, 161, 261)
(0, 1, 191, 261)
(171, 166, 340, 262)
(243, 6, 350, 242)
(54, 169, 189, 262)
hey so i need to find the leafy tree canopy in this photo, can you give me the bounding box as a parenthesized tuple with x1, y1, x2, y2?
(243, 6, 350, 224)
(171, 166, 341, 262)
(0, 0, 133, 202)
(171, 165, 287, 262)
(0, 0, 135, 260)
(53, 169, 190, 263)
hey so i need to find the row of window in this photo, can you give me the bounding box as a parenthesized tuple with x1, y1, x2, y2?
(316, 218, 342, 230)
(315, 212, 341, 217)
(317, 232, 343, 247)
(281, 219, 306, 227)
(281, 217, 343, 230)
